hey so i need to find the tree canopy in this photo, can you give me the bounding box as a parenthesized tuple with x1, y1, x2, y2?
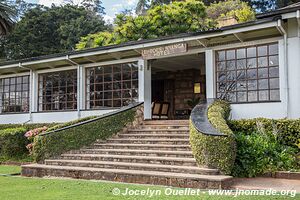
(0, 1, 16, 35)
(1, 4, 109, 60)
(76, 0, 255, 50)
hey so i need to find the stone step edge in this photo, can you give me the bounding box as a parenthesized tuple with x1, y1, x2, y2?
(116, 134, 189, 137)
(92, 143, 191, 148)
(78, 149, 193, 155)
(61, 154, 197, 162)
(128, 129, 189, 132)
(22, 164, 232, 181)
(104, 139, 190, 141)
(44, 159, 218, 173)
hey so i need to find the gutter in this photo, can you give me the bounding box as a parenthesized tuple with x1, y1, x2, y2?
(66, 55, 81, 119)
(18, 62, 33, 122)
(276, 20, 289, 118)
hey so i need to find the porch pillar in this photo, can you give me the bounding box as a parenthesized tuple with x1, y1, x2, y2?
(77, 65, 85, 118)
(30, 70, 38, 113)
(205, 49, 215, 99)
(138, 59, 152, 120)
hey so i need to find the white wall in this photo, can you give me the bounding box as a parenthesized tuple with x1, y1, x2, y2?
(0, 109, 117, 124)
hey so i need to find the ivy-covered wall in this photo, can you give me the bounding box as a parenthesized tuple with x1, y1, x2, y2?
(190, 100, 236, 175)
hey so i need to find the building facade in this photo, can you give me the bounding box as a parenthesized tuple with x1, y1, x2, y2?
(0, 4, 300, 124)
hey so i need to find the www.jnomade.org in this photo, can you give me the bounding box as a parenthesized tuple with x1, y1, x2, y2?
(112, 188, 297, 198)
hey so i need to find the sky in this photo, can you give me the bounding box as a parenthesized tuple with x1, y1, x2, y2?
(25, 0, 138, 23)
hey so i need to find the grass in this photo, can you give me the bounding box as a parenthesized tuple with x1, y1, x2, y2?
(0, 165, 298, 200)
(0, 165, 21, 175)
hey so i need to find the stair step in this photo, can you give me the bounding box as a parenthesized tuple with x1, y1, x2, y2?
(72, 149, 194, 157)
(116, 134, 189, 139)
(60, 154, 197, 166)
(140, 125, 189, 130)
(44, 160, 219, 175)
(128, 129, 189, 132)
(143, 120, 189, 125)
(91, 143, 191, 150)
(22, 164, 232, 189)
(102, 138, 190, 144)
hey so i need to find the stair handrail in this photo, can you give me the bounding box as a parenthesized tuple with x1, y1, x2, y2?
(190, 98, 227, 137)
(39, 102, 144, 137)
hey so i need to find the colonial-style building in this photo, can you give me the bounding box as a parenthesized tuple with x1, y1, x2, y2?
(1, 3, 300, 124)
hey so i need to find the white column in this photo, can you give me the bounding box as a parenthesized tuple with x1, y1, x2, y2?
(286, 37, 300, 118)
(205, 49, 215, 99)
(79, 65, 85, 111)
(138, 59, 152, 120)
(31, 70, 38, 113)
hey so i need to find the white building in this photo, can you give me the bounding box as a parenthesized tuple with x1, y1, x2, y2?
(0, 4, 300, 124)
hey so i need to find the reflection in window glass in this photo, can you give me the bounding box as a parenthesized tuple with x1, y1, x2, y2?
(0, 76, 29, 113)
(86, 62, 138, 109)
(38, 70, 77, 111)
(216, 43, 280, 103)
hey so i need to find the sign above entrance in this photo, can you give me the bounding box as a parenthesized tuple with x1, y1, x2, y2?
(142, 43, 188, 59)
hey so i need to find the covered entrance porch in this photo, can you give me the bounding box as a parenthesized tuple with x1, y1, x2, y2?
(150, 54, 206, 119)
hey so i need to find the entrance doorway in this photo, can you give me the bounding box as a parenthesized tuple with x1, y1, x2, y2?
(151, 53, 206, 119)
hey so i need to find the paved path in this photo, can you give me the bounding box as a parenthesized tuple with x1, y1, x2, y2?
(232, 178, 300, 192)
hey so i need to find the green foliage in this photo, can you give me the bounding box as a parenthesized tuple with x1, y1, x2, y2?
(33, 109, 136, 162)
(190, 100, 236, 175)
(0, 127, 28, 158)
(0, 1, 16, 35)
(77, 0, 212, 50)
(1, 4, 108, 60)
(46, 116, 97, 132)
(206, 0, 255, 24)
(229, 118, 300, 149)
(233, 131, 297, 177)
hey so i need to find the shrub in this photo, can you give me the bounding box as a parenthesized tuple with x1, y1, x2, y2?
(229, 118, 300, 149)
(190, 100, 236, 175)
(233, 131, 297, 177)
(0, 127, 28, 158)
(33, 108, 137, 162)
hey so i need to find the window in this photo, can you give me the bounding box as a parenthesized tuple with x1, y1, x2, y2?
(86, 62, 138, 109)
(38, 70, 77, 111)
(216, 43, 280, 103)
(0, 76, 29, 113)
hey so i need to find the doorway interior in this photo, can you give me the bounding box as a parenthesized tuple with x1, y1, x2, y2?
(151, 53, 206, 119)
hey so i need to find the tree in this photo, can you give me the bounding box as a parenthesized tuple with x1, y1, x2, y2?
(62, 0, 105, 15)
(207, 0, 255, 24)
(1, 4, 109, 60)
(77, 0, 212, 49)
(0, 1, 16, 35)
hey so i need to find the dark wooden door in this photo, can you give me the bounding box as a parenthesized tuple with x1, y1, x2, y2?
(152, 80, 164, 102)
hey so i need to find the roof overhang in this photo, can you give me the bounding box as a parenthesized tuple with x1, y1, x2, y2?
(0, 19, 283, 75)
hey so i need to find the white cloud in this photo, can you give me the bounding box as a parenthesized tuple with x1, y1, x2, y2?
(38, 0, 63, 7)
(103, 14, 114, 24)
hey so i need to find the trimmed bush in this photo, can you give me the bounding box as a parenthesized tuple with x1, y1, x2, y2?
(233, 131, 297, 177)
(33, 108, 137, 162)
(0, 127, 28, 158)
(229, 118, 300, 148)
(190, 100, 236, 175)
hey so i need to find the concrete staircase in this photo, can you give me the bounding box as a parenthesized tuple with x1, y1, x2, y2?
(22, 120, 233, 189)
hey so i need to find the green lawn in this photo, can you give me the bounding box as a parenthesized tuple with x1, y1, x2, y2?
(0, 165, 21, 175)
(0, 165, 298, 200)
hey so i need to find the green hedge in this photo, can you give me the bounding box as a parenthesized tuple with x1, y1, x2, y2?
(0, 123, 57, 131)
(33, 108, 136, 162)
(229, 118, 300, 148)
(0, 127, 28, 159)
(190, 100, 236, 175)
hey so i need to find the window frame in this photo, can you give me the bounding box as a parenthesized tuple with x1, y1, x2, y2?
(86, 62, 139, 109)
(38, 70, 78, 112)
(0, 75, 30, 114)
(215, 42, 280, 104)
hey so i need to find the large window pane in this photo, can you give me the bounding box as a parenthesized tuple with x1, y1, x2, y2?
(216, 43, 280, 103)
(38, 70, 77, 111)
(0, 75, 29, 113)
(86, 62, 138, 109)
